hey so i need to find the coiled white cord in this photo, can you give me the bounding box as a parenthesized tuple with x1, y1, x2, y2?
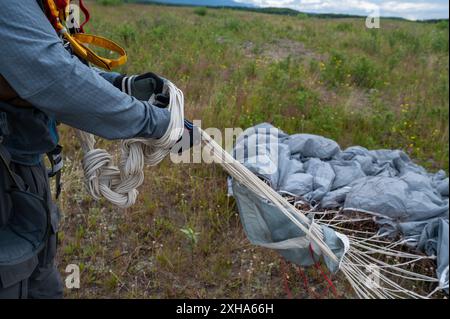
(77, 81, 184, 207)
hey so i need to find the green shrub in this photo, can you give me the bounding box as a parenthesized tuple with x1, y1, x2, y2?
(335, 22, 353, 32)
(431, 33, 449, 53)
(351, 56, 381, 88)
(194, 7, 207, 17)
(151, 24, 169, 40)
(436, 20, 449, 31)
(387, 51, 402, 70)
(358, 31, 381, 55)
(388, 29, 421, 54)
(296, 89, 319, 112)
(388, 29, 410, 47)
(308, 59, 319, 73)
(117, 24, 136, 44)
(322, 51, 347, 87)
(224, 18, 242, 32)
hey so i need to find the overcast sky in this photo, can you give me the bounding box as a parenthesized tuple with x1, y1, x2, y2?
(234, 0, 449, 20)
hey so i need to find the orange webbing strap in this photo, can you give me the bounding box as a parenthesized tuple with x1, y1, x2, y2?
(45, 0, 127, 70)
(63, 32, 128, 70)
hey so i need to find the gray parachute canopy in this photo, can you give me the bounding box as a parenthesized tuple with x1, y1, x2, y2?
(230, 123, 449, 292)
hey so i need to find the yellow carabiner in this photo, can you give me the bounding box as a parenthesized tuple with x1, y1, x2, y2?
(46, 0, 128, 70)
(62, 31, 127, 70)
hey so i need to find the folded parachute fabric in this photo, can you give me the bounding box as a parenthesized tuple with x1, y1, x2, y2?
(232, 182, 348, 273)
(230, 123, 449, 293)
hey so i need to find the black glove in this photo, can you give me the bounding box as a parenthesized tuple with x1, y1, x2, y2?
(114, 72, 170, 108)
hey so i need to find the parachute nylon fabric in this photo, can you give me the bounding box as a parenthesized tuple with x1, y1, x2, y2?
(232, 181, 348, 272)
(229, 123, 449, 294)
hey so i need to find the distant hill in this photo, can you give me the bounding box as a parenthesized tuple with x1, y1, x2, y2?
(130, 1, 366, 18)
(129, 0, 449, 22)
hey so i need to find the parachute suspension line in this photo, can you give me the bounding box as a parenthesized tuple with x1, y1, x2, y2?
(76, 81, 433, 299)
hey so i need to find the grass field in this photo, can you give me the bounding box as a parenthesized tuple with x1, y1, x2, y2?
(56, 1, 449, 298)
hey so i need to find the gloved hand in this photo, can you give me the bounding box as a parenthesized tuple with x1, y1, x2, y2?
(113, 73, 199, 152)
(113, 72, 170, 108)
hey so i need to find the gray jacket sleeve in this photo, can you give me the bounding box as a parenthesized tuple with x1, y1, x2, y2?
(0, 0, 170, 140)
(92, 67, 121, 85)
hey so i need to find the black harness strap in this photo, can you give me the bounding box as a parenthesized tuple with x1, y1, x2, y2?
(0, 141, 24, 191)
(36, 0, 45, 12)
(46, 145, 63, 199)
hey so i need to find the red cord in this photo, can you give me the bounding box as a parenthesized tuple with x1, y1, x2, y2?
(297, 266, 309, 291)
(55, 0, 69, 9)
(78, 0, 90, 33)
(280, 254, 339, 299)
(297, 265, 326, 299)
(43, 1, 89, 32)
(308, 244, 339, 298)
(279, 258, 293, 299)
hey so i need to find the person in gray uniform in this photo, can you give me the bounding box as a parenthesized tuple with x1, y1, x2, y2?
(0, 0, 193, 298)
